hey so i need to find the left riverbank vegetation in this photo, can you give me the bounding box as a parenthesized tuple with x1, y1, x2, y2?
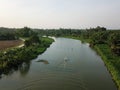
(0, 27, 54, 76)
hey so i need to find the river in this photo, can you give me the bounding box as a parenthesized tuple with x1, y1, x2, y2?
(0, 37, 117, 90)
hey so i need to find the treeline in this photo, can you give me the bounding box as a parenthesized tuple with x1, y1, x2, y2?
(89, 29, 120, 55)
(0, 33, 18, 40)
(0, 27, 35, 40)
(0, 26, 119, 55)
(33, 28, 81, 36)
(0, 27, 18, 40)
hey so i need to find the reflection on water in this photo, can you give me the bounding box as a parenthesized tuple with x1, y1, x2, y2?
(19, 61, 31, 76)
(36, 60, 49, 64)
(0, 61, 31, 78)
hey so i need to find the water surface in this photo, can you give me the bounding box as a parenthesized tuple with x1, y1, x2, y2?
(0, 38, 117, 90)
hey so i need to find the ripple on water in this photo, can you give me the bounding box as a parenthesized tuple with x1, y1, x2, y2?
(17, 72, 88, 90)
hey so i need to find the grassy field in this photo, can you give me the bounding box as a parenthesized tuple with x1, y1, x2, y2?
(0, 40, 24, 50)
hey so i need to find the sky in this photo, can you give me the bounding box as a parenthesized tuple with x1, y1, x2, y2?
(0, 0, 120, 29)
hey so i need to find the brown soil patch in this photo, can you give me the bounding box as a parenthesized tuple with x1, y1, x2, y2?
(0, 40, 23, 50)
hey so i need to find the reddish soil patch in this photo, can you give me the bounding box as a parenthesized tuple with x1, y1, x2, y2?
(0, 40, 23, 50)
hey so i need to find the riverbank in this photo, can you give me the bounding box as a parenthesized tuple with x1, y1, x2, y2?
(0, 37, 54, 76)
(65, 36, 120, 90)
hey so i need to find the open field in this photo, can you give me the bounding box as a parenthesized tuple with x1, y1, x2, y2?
(0, 40, 23, 50)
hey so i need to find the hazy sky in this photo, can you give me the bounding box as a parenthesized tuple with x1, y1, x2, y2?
(0, 0, 120, 29)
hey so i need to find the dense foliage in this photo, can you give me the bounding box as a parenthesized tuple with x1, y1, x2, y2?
(0, 27, 18, 40)
(16, 27, 34, 37)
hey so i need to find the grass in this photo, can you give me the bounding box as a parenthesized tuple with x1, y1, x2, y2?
(41, 37, 54, 44)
